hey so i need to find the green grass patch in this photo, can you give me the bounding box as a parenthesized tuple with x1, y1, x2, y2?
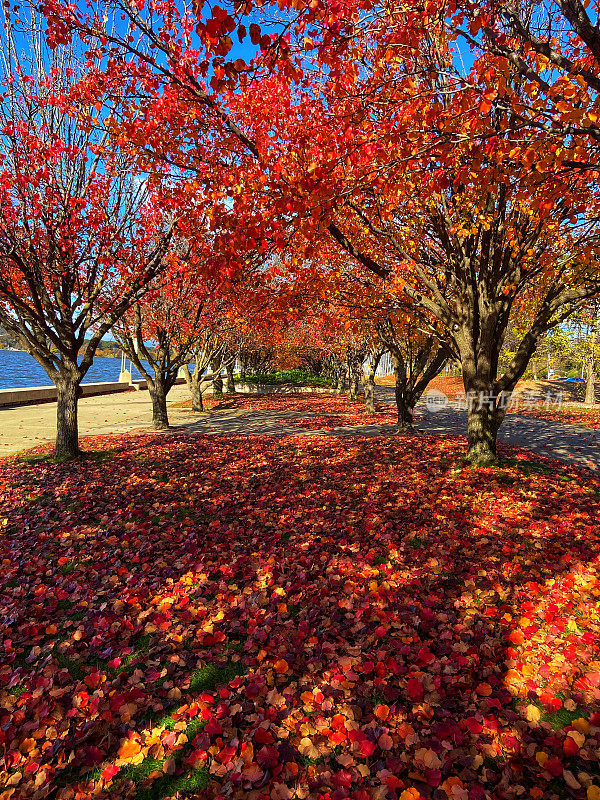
(407, 536, 426, 549)
(518, 696, 593, 731)
(188, 661, 244, 694)
(6, 684, 27, 697)
(541, 704, 588, 730)
(56, 660, 240, 796)
(224, 640, 245, 653)
(499, 458, 556, 477)
(19, 448, 115, 467)
(132, 766, 210, 800)
(287, 602, 301, 620)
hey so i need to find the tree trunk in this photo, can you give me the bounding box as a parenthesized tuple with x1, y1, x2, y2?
(55, 376, 82, 459)
(211, 359, 224, 398)
(585, 355, 596, 405)
(465, 400, 498, 466)
(149, 379, 170, 429)
(392, 359, 416, 433)
(183, 364, 204, 412)
(349, 369, 361, 400)
(455, 315, 505, 466)
(396, 396, 416, 432)
(336, 368, 347, 393)
(190, 377, 204, 411)
(462, 374, 499, 466)
(363, 377, 375, 413)
(386, 339, 448, 436)
(213, 373, 223, 398)
(362, 351, 382, 413)
(225, 362, 236, 393)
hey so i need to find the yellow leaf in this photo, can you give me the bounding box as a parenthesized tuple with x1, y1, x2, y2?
(567, 730, 586, 748)
(163, 758, 176, 775)
(442, 776, 464, 798)
(19, 738, 35, 755)
(414, 747, 442, 770)
(298, 737, 320, 760)
(573, 718, 591, 734)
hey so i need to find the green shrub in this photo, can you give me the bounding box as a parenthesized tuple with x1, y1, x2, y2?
(240, 370, 333, 387)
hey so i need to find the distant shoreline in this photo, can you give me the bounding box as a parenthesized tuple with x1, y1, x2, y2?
(0, 347, 120, 357)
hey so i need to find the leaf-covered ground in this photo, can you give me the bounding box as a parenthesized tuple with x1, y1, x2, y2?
(186, 395, 400, 429)
(2, 421, 600, 800)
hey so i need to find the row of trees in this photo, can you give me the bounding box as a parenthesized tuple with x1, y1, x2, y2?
(3, 0, 600, 462)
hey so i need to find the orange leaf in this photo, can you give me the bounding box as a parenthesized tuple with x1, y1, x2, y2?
(399, 790, 422, 800)
(442, 776, 464, 798)
(118, 738, 142, 760)
(19, 738, 35, 754)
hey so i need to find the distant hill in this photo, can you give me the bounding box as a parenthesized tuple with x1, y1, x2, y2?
(95, 340, 121, 358)
(0, 326, 122, 357)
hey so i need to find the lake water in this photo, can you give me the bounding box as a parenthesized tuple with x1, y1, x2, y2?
(0, 350, 152, 390)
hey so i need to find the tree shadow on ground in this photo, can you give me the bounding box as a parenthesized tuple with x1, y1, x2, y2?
(1, 431, 600, 800)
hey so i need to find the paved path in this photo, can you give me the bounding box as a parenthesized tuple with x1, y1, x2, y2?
(0, 387, 399, 456)
(0, 385, 196, 456)
(375, 386, 600, 472)
(417, 407, 600, 470)
(2, 383, 600, 472)
(179, 408, 401, 438)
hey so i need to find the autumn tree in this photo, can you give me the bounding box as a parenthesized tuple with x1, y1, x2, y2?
(183, 332, 226, 412)
(330, 263, 451, 426)
(112, 264, 233, 428)
(229, 24, 600, 462)
(360, 345, 385, 413)
(563, 308, 600, 405)
(46, 0, 600, 464)
(0, 6, 173, 458)
(377, 318, 449, 431)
